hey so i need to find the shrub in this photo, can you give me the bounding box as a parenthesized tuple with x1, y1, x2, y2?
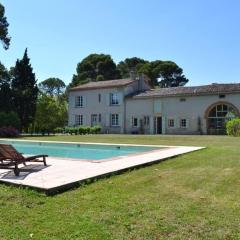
(90, 125, 101, 134)
(95, 125, 101, 134)
(86, 126, 91, 134)
(54, 127, 64, 134)
(73, 127, 78, 135)
(78, 126, 87, 135)
(64, 127, 69, 134)
(67, 127, 75, 135)
(226, 118, 240, 136)
(0, 127, 19, 138)
(65, 127, 77, 135)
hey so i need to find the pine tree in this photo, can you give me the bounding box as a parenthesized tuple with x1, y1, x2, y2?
(12, 49, 38, 131)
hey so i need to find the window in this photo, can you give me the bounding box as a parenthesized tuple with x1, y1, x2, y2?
(75, 96, 83, 107)
(132, 117, 138, 127)
(75, 115, 83, 125)
(111, 114, 119, 126)
(110, 93, 119, 105)
(98, 114, 101, 123)
(219, 94, 225, 99)
(180, 119, 187, 128)
(180, 98, 186, 102)
(207, 103, 237, 134)
(208, 104, 234, 118)
(98, 94, 101, 103)
(144, 116, 150, 126)
(168, 119, 175, 128)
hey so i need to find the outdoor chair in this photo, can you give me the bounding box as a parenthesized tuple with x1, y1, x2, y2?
(0, 144, 48, 176)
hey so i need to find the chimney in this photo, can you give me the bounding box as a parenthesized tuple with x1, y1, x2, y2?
(138, 73, 145, 91)
(129, 70, 136, 80)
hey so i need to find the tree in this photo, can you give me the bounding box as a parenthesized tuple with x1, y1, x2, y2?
(96, 74, 104, 81)
(11, 49, 38, 130)
(157, 61, 188, 87)
(138, 61, 163, 86)
(68, 53, 189, 89)
(69, 54, 121, 88)
(34, 94, 68, 134)
(0, 62, 13, 112)
(0, 3, 10, 49)
(139, 60, 188, 87)
(117, 57, 188, 87)
(39, 78, 66, 96)
(117, 57, 147, 78)
(0, 111, 20, 129)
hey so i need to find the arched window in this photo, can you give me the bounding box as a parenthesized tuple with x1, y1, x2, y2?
(207, 103, 238, 134)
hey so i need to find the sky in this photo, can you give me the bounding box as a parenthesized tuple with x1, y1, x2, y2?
(1, 0, 240, 86)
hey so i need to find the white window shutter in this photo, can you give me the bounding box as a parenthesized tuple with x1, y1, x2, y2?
(83, 115, 86, 125)
(174, 118, 177, 128)
(106, 94, 110, 106)
(74, 115, 77, 125)
(74, 96, 77, 107)
(118, 93, 123, 105)
(186, 119, 190, 128)
(149, 117, 154, 134)
(83, 96, 86, 107)
(177, 118, 180, 128)
(106, 114, 110, 126)
(118, 113, 122, 127)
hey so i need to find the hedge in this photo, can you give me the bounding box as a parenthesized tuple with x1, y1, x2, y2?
(54, 125, 101, 135)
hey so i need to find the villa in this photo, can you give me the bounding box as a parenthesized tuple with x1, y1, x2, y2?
(68, 75, 240, 135)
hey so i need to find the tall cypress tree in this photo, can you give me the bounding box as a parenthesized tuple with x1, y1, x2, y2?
(12, 49, 38, 130)
(0, 3, 10, 49)
(0, 62, 13, 112)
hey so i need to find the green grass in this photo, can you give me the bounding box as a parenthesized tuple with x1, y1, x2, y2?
(1, 134, 240, 239)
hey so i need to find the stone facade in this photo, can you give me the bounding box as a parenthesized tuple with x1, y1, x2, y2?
(68, 78, 240, 135)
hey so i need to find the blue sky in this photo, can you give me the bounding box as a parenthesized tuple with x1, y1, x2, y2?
(1, 0, 240, 86)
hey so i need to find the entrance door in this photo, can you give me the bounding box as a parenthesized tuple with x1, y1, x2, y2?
(155, 117, 162, 134)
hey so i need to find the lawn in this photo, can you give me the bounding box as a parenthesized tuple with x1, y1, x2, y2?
(1, 135, 240, 240)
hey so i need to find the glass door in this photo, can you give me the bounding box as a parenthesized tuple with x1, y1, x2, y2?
(91, 114, 98, 127)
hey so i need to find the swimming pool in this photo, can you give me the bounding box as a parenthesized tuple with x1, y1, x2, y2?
(0, 140, 161, 160)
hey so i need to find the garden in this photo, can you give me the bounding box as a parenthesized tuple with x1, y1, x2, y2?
(0, 134, 240, 239)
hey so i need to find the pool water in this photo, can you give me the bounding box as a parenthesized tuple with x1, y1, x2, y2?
(0, 140, 160, 160)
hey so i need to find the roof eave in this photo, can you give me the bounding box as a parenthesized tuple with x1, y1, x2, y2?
(69, 81, 135, 92)
(132, 90, 240, 99)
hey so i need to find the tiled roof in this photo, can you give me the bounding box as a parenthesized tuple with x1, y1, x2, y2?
(132, 83, 240, 98)
(70, 78, 135, 91)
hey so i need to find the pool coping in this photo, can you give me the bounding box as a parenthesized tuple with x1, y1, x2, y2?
(0, 138, 200, 148)
(0, 139, 206, 195)
(0, 138, 172, 162)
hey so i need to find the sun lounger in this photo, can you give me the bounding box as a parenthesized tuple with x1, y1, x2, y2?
(0, 144, 47, 176)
